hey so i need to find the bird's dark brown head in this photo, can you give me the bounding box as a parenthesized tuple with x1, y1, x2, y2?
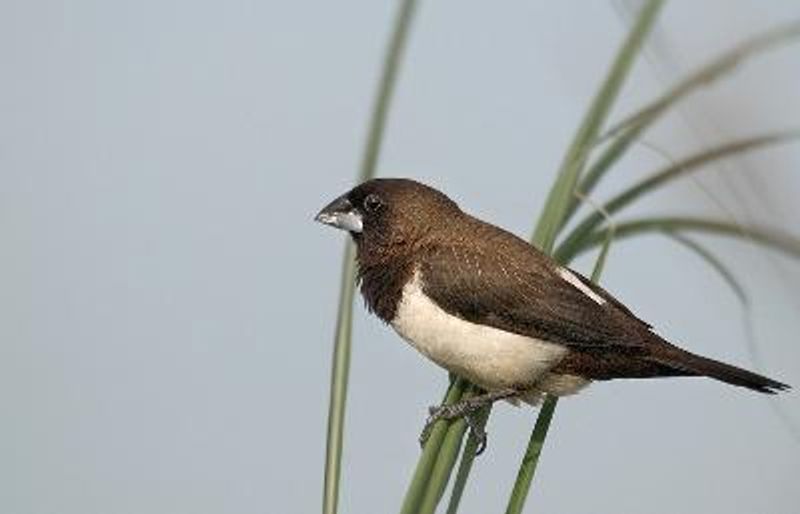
(315, 178, 461, 252)
(316, 179, 463, 319)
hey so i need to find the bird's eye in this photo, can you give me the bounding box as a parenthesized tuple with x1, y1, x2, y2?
(363, 194, 383, 213)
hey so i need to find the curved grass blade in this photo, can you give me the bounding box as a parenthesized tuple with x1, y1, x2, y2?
(599, 21, 800, 144)
(562, 21, 800, 225)
(532, 0, 664, 254)
(562, 216, 800, 263)
(563, 126, 641, 226)
(590, 225, 615, 281)
(558, 131, 800, 260)
(323, 2, 419, 513)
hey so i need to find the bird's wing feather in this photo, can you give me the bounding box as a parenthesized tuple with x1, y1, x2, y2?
(419, 221, 652, 350)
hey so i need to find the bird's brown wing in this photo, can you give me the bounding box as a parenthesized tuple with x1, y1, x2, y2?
(419, 224, 652, 351)
(418, 224, 791, 390)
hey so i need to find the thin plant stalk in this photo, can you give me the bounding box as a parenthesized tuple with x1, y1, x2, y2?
(560, 216, 800, 263)
(532, 0, 664, 254)
(504, 396, 558, 514)
(562, 127, 642, 227)
(417, 399, 474, 514)
(444, 402, 489, 514)
(559, 132, 800, 256)
(400, 378, 468, 514)
(599, 20, 800, 143)
(564, 20, 800, 226)
(322, 244, 357, 514)
(444, 435, 480, 514)
(564, 131, 800, 253)
(322, 2, 419, 513)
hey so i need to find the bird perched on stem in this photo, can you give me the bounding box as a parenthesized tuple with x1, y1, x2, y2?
(315, 178, 789, 451)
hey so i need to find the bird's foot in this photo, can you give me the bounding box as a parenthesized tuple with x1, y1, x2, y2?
(418, 388, 517, 454)
(464, 412, 488, 456)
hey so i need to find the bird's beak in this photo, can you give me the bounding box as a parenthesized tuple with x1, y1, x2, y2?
(314, 195, 363, 233)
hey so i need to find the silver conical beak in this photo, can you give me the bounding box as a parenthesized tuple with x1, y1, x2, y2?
(314, 195, 363, 233)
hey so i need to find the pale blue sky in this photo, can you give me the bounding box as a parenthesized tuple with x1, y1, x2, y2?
(1, 1, 799, 513)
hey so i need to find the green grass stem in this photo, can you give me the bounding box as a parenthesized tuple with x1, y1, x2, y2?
(400, 378, 468, 514)
(560, 216, 800, 263)
(560, 131, 800, 255)
(599, 21, 800, 143)
(532, 0, 664, 253)
(323, 2, 419, 513)
(564, 21, 800, 226)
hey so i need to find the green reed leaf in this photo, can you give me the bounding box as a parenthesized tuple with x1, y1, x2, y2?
(418, 408, 471, 514)
(563, 21, 800, 226)
(444, 405, 487, 514)
(504, 396, 558, 514)
(600, 21, 800, 144)
(401, 378, 468, 514)
(563, 216, 800, 263)
(563, 127, 641, 226)
(558, 131, 800, 261)
(532, 0, 665, 254)
(323, 2, 419, 514)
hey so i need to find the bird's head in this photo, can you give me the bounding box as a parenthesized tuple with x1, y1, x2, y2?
(315, 178, 461, 254)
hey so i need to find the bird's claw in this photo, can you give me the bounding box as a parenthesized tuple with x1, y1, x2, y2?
(464, 412, 488, 456)
(419, 403, 450, 447)
(418, 388, 516, 453)
(418, 404, 487, 455)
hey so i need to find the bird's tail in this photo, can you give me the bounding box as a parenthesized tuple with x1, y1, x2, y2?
(652, 348, 790, 394)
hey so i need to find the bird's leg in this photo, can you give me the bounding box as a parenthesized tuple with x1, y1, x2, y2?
(418, 388, 518, 450)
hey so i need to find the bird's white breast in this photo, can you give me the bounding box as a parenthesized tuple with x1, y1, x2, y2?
(390, 271, 585, 396)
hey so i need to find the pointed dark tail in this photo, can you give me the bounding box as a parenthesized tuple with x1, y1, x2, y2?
(654, 349, 790, 394)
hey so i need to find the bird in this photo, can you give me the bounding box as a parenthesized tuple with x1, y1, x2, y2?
(315, 178, 789, 451)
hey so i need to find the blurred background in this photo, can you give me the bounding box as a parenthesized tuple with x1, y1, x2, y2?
(1, 1, 799, 513)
